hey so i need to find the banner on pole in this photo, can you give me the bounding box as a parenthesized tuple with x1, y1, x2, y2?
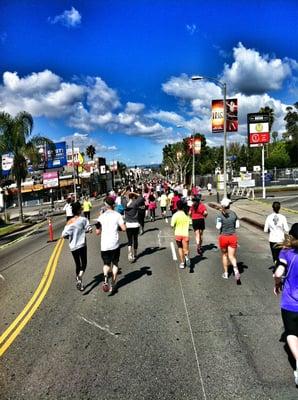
(1, 153, 14, 176)
(187, 137, 202, 155)
(212, 99, 238, 132)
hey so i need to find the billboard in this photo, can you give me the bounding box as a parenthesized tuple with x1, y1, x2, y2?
(212, 99, 238, 132)
(247, 113, 270, 147)
(47, 142, 67, 169)
(43, 172, 59, 188)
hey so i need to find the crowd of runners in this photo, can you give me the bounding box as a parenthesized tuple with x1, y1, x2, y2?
(60, 177, 298, 387)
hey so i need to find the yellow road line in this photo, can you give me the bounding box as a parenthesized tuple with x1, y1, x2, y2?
(0, 239, 64, 356)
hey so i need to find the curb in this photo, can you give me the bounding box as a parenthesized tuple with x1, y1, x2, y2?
(207, 202, 264, 231)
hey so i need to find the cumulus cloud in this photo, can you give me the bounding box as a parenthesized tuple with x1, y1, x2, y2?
(222, 43, 292, 95)
(61, 132, 118, 155)
(125, 102, 145, 114)
(147, 111, 184, 125)
(48, 7, 81, 28)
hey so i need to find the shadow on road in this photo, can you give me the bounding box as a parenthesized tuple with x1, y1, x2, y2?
(109, 266, 152, 296)
(137, 246, 166, 259)
(142, 227, 159, 234)
(83, 273, 104, 295)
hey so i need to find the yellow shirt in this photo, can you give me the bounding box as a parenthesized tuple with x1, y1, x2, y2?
(171, 210, 190, 237)
(83, 200, 92, 212)
(160, 194, 168, 207)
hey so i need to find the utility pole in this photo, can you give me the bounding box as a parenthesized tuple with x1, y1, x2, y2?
(72, 141, 77, 201)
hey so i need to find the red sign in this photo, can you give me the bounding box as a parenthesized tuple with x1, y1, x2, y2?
(249, 132, 270, 145)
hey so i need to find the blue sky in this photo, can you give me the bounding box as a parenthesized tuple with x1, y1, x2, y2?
(0, 0, 297, 166)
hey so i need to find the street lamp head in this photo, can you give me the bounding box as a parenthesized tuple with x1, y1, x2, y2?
(191, 75, 204, 81)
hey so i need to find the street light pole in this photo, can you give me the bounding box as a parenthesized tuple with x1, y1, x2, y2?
(191, 75, 228, 198)
(192, 134, 195, 187)
(223, 82, 227, 199)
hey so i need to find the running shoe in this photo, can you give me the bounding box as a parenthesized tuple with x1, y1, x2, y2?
(76, 277, 84, 291)
(222, 272, 228, 279)
(185, 256, 191, 268)
(294, 370, 298, 386)
(102, 282, 110, 292)
(179, 262, 185, 269)
(109, 283, 116, 293)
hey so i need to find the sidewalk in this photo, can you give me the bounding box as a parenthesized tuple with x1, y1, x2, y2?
(207, 196, 298, 230)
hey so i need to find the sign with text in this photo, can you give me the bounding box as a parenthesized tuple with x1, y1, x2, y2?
(212, 99, 238, 132)
(247, 113, 270, 147)
(43, 172, 59, 188)
(47, 142, 67, 169)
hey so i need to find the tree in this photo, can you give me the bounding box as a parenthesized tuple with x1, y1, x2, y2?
(259, 106, 275, 131)
(266, 142, 290, 169)
(0, 111, 53, 222)
(86, 145, 96, 160)
(271, 131, 278, 143)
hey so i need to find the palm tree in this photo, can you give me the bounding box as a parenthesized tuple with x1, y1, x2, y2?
(0, 111, 53, 222)
(86, 145, 96, 160)
(259, 106, 275, 131)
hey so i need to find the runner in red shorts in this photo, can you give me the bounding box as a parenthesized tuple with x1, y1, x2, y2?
(216, 198, 241, 283)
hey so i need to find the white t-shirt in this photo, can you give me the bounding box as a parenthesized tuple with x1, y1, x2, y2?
(63, 203, 73, 217)
(97, 210, 124, 251)
(264, 212, 289, 243)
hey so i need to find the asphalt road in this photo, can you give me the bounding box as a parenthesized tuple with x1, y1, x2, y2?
(1, 204, 298, 399)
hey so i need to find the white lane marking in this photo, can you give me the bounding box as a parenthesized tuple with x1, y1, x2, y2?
(0, 274, 5, 280)
(175, 268, 207, 400)
(157, 231, 161, 247)
(170, 242, 177, 261)
(80, 316, 121, 338)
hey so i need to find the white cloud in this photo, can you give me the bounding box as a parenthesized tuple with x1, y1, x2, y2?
(49, 7, 81, 28)
(3, 70, 61, 94)
(186, 24, 197, 35)
(61, 132, 118, 155)
(125, 102, 145, 114)
(147, 110, 184, 125)
(222, 43, 292, 95)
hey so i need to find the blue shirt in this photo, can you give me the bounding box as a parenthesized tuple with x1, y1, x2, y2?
(279, 248, 298, 312)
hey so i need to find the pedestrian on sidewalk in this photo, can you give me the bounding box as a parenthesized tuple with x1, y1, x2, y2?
(83, 195, 92, 220)
(216, 198, 241, 283)
(95, 196, 126, 293)
(273, 223, 298, 386)
(264, 201, 289, 268)
(63, 197, 73, 221)
(171, 200, 191, 269)
(61, 201, 92, 291)
(189, 196, 208, 255)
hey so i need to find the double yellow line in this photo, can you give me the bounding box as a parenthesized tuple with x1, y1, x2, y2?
(0, 238, 64, 357)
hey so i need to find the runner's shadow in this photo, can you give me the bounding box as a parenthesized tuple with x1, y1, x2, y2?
(83, 273, 104, 295)
(143, 228, 159, 234)
(109, 266, 152, 296)
(202, 243, 217, 251)
(280, 332, 297, 371)
(227, 262, 248, 276)
(189, 255, 207, 273)
(137, 246, 166, 259)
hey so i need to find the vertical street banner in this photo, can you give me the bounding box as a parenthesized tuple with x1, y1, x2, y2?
(212, 99, 238, 132)
(247, 113, 270, 147)
(1, 153, 14, 176)
(187, 137, 202, 155)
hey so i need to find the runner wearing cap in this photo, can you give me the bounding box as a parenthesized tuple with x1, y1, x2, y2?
(216, 198, 241, 283)
(274, 223, 298, 386)
(95, 196, 126, 293)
